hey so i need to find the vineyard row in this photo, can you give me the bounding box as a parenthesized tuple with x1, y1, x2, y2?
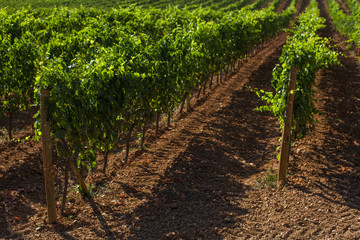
(1, 0, 296, 168)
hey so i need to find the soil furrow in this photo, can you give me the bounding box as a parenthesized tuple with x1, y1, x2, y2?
(11, 13, 293, 240)
(2, 0, 360, 238)
(242, 0, 360, 238)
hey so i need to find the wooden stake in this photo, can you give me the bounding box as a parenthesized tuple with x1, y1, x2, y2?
(125, 124, 135, 164)
(141, 121, 147, 151)
(40, 89, 57, 224)
(220, 69, 223, 84)
(167, 111, 171, 128)
(31, 106, 36, 132)
(186, 93, 191, 112)
(203, 78, 207, 95)
(69, 160, 89, 196)
(155, 111, 160, 138)
(197, 84, 203, 98)
(278, 67, 298, 185)
(102, 150, 108, 174)
(58, 138, 89, 196)
(179, 92, 188, 114)
(8, 110, 13, 141)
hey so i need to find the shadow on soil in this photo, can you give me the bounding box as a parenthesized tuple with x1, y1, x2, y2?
(122, 41, 284, 239)
(0, 150, 43, 239)
(291, 0, 360, 212)
(311, 51, 360, 210)
(0, 145, 67, 238)
(2, 26, 287, 239)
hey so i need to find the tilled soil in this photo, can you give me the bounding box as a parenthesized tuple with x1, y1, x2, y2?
(334, 0, 351, 14)
(1, 0, 360, 239)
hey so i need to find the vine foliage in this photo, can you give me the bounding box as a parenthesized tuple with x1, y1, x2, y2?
(256, 0, 340, 142)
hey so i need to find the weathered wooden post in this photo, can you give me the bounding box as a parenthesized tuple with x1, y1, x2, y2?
(40, 88, 57, 223)
(155, 111, 161, 138)
(69, 160, 89, 196)
(186, 93, 191, 112)
(167, 111, 171, 128)
(278, 67, 298, 185)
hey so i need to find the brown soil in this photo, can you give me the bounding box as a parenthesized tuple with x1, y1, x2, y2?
(260, 0, 274, 9)
(335, 0, 351, 14)
(0, 109, 35, 145)
(276, 0, 293, 13)
(1, 0, 360, 239)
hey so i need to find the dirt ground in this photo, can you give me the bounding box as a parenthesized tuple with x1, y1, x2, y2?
(0, 0, 359, 239)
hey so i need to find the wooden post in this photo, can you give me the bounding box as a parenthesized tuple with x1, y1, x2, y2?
(102, 149, 108, 174)
(197, 84, 203, 98)
(40, 88, 57, 224)
(31, 106, 36, 132)
(167, 111, 171, 128)
(278, 67, 298, 185)
(186, 93, 191, 112)
(58, 139, 89, 196)
(155, 111, 160, 138)
(8, 110, 13, 141)
(179, 92, 188, 114)
(125, 124, 134, 164)
(141, 121, 147, 150)
(69, 160, 89, 196)
(202, 78, 206, 95)
(220, 69, 223, 84)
